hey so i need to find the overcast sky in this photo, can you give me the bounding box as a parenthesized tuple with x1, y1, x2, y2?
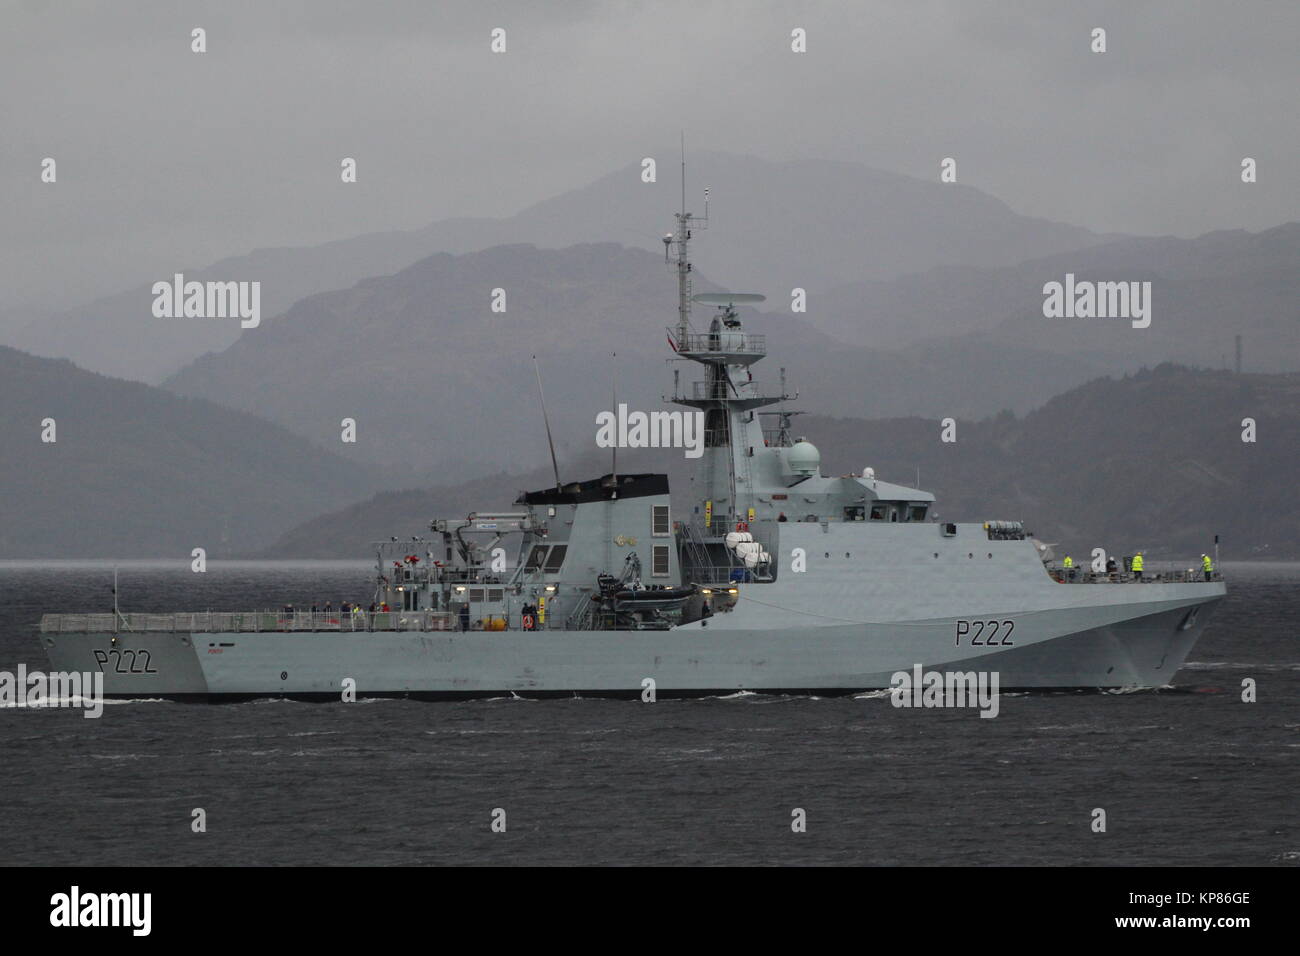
(3, 0, 1297, 310)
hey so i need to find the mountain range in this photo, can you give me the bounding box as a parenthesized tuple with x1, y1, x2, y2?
(4, 150, 1297, 561)
(254, 365, 1300, 562)
(0, 346, 383, 558)
(160, 222, 1298, 485)
(4, 152, 1109, 384)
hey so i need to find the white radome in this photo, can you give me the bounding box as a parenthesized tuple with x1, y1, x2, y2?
(787, 441, 820, 477)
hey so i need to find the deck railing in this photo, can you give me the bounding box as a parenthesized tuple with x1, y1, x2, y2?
(39, 610, 458, 634)
(675, 332, 765, 354)
(1049, 568, 1223, 584)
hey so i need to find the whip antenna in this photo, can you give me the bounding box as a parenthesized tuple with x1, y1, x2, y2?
(532, 355, 562, 490)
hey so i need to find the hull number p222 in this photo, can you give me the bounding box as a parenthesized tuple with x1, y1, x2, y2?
(955, 620, 1014, 647)
(92, 648, 158, 674)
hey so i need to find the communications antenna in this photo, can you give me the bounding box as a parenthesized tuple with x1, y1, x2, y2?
(662, 134, 709, 348)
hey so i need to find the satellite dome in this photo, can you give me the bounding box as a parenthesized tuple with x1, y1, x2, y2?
(787, 441, 820, 477)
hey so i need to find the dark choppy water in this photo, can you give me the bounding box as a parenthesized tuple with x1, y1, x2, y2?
(1, 561, 1296, 866)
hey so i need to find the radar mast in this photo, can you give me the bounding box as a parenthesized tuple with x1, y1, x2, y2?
(663, 135, 709, 347)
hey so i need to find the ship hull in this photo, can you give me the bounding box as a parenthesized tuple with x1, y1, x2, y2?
(41, 585, 1223, 699)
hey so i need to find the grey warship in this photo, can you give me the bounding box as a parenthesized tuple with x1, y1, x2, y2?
(40, 197, 1226, 698)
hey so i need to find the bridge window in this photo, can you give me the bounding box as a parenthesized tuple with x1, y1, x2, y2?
(652, 504, 670, 536)
(525, 545, 548, 571)
(543, 545, 568, 573)
(909, 505, 927, 521)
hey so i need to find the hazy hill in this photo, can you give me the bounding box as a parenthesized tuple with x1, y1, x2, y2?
(163, 241, 1124, 482)
(257, 366, 1300, 561)
(0, 346, 383, 557)
(817, 223, 1300, 371)
(5, 151, 1106, 383)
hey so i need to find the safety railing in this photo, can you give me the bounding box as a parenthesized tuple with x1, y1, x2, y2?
(675, 332, 766, 354)
(687, 380, 776, 401)
(39, 610, 458, 633)
(687, 569, 751, 586)
(1049, 567, 1223, 584)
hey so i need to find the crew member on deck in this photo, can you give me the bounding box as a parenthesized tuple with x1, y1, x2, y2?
(1201, 553, 1214, 581)
(1131, 551, 1144, 581)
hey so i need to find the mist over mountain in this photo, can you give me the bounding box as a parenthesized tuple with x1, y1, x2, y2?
(817, 223, 1300, 371)
(163, 241, 1125, 483)
(159, 209, 1300, 490)
(4, 152, 1108, 384)
(258, 366, 1300, 562)
(0, 346, 383, 558)
(161, 242, 843, 482)
(806, 366, 1299, 561)
(2, 336, 1290, 561)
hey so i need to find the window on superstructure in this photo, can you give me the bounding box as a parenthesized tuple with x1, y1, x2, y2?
(909, 505, 927, 522)
(543, 545, 568, 573)
(488, 589, 504, 602)
(652, 504, 670, 536)
(470, 588, 484, 602)
(651, 544, 670, 577)
(525, 545, 548, 571)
